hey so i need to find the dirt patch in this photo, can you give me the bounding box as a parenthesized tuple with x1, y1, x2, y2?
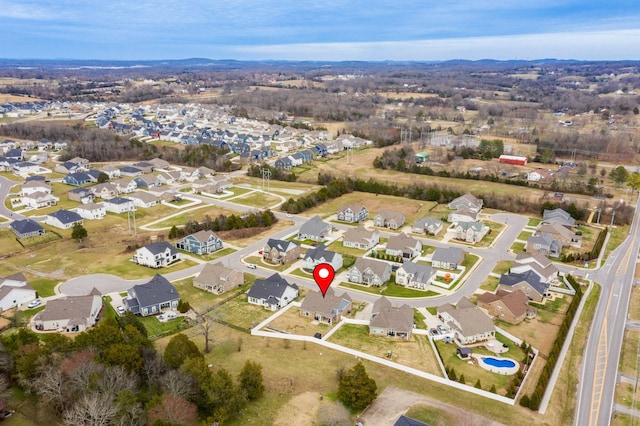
(273, 392, 322, 426)
(358, 386, 504, 426)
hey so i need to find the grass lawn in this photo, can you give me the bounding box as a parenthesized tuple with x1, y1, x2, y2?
(628, 285, 640, 320)
(414, 309, 427, 329)
(511, 242, 526, 254)
(479, 276, 500, 292)
(29, 278, 59, 298)
(492, 260, 512, 275)
(209, 296, 276, 330)
(0, 229, 25, 255)
(405, 404, 460, 426)
(178, 247, 236, 262)
(244, 255, 291, 272)
(328, 324, 441, 375)
(264, 306, 335, 337)
(527, 217, 541, 227)
(171, 274, 257, 313)
(615, 382, 640, 409)
(619, 330, 640, 378)
(144, 205, 235, 229)
(339, 282, 439, 298)
(290, 268, 312, 279)
(327, 240, 370, 257)
(19, 232, 63, 248)
(224, 186, 254, 198)
(605, 225, 630, 260)
(101, 259, 198, 280)
(139, 315, 189, 339)
(517, 231, 533, 241)
(14, 306, 45, 327)
(232, 191, 282, 209)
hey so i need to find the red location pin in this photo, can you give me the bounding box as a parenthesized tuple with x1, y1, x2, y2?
(313, 263, 335, 297)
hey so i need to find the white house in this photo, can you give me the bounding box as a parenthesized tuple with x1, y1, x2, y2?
(247, 273, 299, 311)
(22, 191, 59, 209)
(75, 203, 106, 220)
(33, 295, 102, 333)
(132, 241, 180, 268)
(103, 197, 135, 214)
(45, 209, 83, 229)
(0, 273, 36, 312)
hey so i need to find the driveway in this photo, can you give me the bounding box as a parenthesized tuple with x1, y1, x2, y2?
(357, 386, 505, 426)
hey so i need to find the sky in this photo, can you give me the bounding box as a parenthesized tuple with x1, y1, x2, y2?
(1, 0, 640, 61)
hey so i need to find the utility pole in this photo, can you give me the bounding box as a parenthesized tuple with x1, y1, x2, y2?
(127, 208, 137, 237)
(260, 168, 271, 193)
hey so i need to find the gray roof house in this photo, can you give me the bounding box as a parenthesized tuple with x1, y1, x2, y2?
(396, 262, 436, 290)
(542, 208, 575, 228)
(10, 218, 45, 239)
(33, 295, 102, 333)
(124, 274, 180, 316)
(385, 233, 422, 259)
(300, 287, 352, 324)
(347, 258, 392, 287)
(343, 226, 380, 250)
(498, 270, 551, 302)
(132, 241, 180, 268)
(437, 297, 495, 345)
(193, 262, 243, 294)
(454, 221, 489, 243)
(513, 252, 559, 283)
(298, 215, 332, 242)
(369, 296, 414, 339)
(247, 273, 299, 311)
(431, 247, 465, 270)
(302, 244, 343, 272)
(526, 233, 562, 258)
(413, 217, 443, 235)
(448, 193, 483, 212)
(373, 209, 405, 230)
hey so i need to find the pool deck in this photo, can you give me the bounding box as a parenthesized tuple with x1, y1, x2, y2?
(472, 354, 520, 375)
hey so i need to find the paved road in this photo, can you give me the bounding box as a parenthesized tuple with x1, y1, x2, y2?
(574, 194, 640, 426)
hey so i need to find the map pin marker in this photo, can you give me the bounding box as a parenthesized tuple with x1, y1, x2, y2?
(313, 263, 335, 297)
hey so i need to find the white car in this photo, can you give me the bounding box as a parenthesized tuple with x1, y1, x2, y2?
(27, 299, 42, 309)
(286, 214, 292, 218)
(246, 263, 257, 269)
(116, 305, 126, 315)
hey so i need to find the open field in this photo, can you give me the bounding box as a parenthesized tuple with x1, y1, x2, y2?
(232, 191, 282, 209)
(263, 306, 335, 337)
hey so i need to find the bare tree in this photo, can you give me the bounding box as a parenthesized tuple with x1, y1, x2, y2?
(160, 368, 198, 400)
(34, 364, 67, 413)
(97, 365, 138, 397)
(63, 393, 118, 426)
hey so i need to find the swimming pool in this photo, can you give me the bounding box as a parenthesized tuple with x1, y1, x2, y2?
(482, 357, 516, 368)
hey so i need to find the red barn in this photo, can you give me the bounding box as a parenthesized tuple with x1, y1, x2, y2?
(499, 155, 528, 166)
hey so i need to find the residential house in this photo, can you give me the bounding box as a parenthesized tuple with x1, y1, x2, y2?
(263, 238, 301, 265)
(119, 166, 143, 177)
(448, 194, 483, 212)
(75, 203, 106, 220)
(103, 197, 135, 214)
(431, 247, 465, 270)
(395, 262, 436, 290)
(10, 219, 45, 239)
(148, 158, 170, 170)
(63, 172, 92, 186)
(300, 287, 352, 325)
(201, 178, 232, 194)
(526, 233, 563, 258)
(477, 289, 536, 324)
(134, 175, 162, 189)
(526, 169, 554, 183)
(45, 209, 83, 229)
(512, 252, 559, 283)
(302, 244, 343, 272)
(98, 164, 121, 179)
(536, 222, 581, 248)
(175, 230, 223, 255)
(373, 210, 405, 230)
(132, 241, 180, 268)
(33, 295, 102, 332)
(297, 215, 332, 242)
(20, 180, 51, 196)
(413, 217, 443, 235)
(68, 187, 94, 204)
(0, 273, 36, 311)
(68, 157, 89, 168)
(343, 226, 380, 250)
(499, 270, 550, 302)
(336, 204, 368, 223)
(247, 273, 299, 311)
(447, 206, 480, 223)
(54, 161, 82, 174)
(542, 208, 576, 228)
(196, 166, 216, 178)
(5, 148, 23, 161)
(385, 233, 422, 259)
(131, 162, 154, 174)
(90, 182, 118, 199)
(454, 221, 489, 243)
(113, 178, 137, 194)
(193, 262, 243, 294)
(12, 161, 42, 175)
(21, 191, 59, 209)
(124, 274, 180, 316)
(437, 298, 495, 345)
(179, 167, 200, 181)
(347, 258, 392, 287)
(128, 191, 160, 208)
(369, 296, 414, 339)
(394, 416, 429, 426)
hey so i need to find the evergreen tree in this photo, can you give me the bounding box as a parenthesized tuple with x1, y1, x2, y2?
(164, 333, 202, 369)
(238, 360, 265, 401)
(71, 222, 88, 242)
(337, 362, 377, 411)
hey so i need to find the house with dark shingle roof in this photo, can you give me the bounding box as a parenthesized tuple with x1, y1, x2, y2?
(431, 247, 465, 270)
(119, 166, 143, 177)
(302, 244, 343, 272)
(103, 197, 135, 214)
(63, 172, 92, 186)
(263, 238, 301, 265)
(396, 262, 435, 290)
(247, 273, 298, 311)
(132, 241, 180, 268)
(176, 230, 223, 255)
(369, 296, 414, 339)
(10, 219, 45, 239)
(394, 415, 430, 426)
(297, 215, 332, 242)
(498, 270, 550, 302)
(512, 252, 559, 283)
(300, 287, 351, 324)
(124, 274, 180, 316)
(45, 209, 83, 229)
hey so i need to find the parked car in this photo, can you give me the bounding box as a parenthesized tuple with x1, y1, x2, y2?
(246, 263, 257, 269)
(437, 325, 447, 334)
(27, 299, 42, 309)
(116, 305, 125, 315)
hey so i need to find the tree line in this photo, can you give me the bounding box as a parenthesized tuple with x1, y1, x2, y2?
(168, 210, 277, 239)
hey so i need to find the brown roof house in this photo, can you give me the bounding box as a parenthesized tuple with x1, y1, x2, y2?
(263, 238, 301, 265)
(477, 289, 536, 324)
(193, 262, 243, 294)
(369, 296, 414, 339)
(343, 226, 380, 250)
(373, 209, 405, 230)
(347, 258, 392, 287)
(33, 295, 102, 333)
(385, 233, 422, 259)
(300, 287, 352, 325)
(437, 297, 495, 345)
